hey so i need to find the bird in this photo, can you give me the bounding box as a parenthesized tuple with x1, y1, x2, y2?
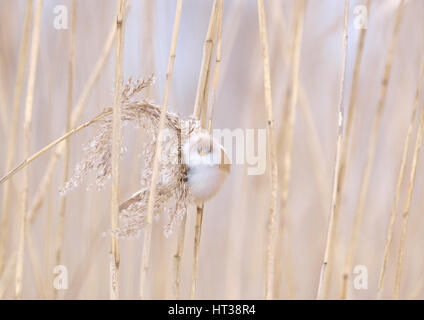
(183, 131, 230, 204)
(119, 130, 230, 213)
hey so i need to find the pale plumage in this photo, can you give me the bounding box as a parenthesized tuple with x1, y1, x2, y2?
(183, 131, 230, 204)
(117, 130, 230, 236)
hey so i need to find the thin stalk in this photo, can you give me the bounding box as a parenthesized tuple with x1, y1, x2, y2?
(125, 0, 156, 298)
(0, 87, 7, 137)
(0, 21, 119, 287)
(110, 0, 126, 300)
(173, 214, 187, 299)
(0, 0, 32, 276)
(257, 0, 279, 300)
(15, 0, 43, 299)
(377, 56, 424, 299)
(0, 112, 106, 186)
(273, 2, 331, 217)
(394, 104, 424, 299)
(138, 0, 183, 300)
(54, 0, 76, 299)
(0, 14, 118, 229)
(207, 0, 223, 133)
(45, 179, 54, 298)
(0, 7, 125, 242)
(191, 0, 223, 299)
(340, 0, 404, 299)
(190, 205, 204, 299)
(0, 252, 17, 299)
(274, 0, 305, 299)
(0, 110, 139, 296)
(322, 0, 371, 300)
(316, 0, 349, 300)
(173, 89, 187, 300)
(193, 0, 220, 122)
(190, 0, 222, 300)
(25, 228, 47, 298)
(408, 274, 424, 300)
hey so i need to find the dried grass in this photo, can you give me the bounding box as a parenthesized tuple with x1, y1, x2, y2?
(317, 0, 349, 300)
(54, 1, 76, 298)
(15, 0, 43, 299)
(378, 54, 424, 299)
(257, 0, 279, 300)
(139, 0, 183, 299)
(274, 0, 305, 299)
(0, 0, 33, 276)
(190, 0, 222, 300)
(340, 0, 405, 299)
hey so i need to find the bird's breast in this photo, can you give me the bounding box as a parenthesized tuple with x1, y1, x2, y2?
(187, 164, 227, 203)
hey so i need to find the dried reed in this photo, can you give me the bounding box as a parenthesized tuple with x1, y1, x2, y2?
(15, 0, 43, 299)
(274, 0, 305, 299)
(28, 16, 119, 224)
(190, 0, 222, 300)
(377, 55, 424, 299)
(317, 0, 349, 300)
(394, 98, 424, 299)
(0, 16, 119, 272)
(54, 0, 76, 299)
(340, 0, 404, 299)
(257, 0, 279, 300)
(139, 0, 183, 300)
(175, 0, 225, 299)
(0, 0, 32, 277)
(321, 0, 371, 300)
(110, 0, 126, 300)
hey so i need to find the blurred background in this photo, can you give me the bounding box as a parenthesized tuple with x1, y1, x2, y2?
(0, 0, 424, 299)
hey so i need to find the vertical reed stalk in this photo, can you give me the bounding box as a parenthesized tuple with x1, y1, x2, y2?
(207, 0, 223, 133)
(273, 2, 331, 216)
(0, 20, 120, 273)
(408, 274, 424, 300)
(15, 0, 43, 299)
(190, 0, 222, 300)
(190, 204, 204, 299)
(173, 214, 187, 299)
(193, 1, 220, 122)
(54, 0, 76, 299)
(177, 0, 223, 299)
(394, 103, 424, 299)
(377, 56, 424, 299)
(274, 0, 305, 299)
(139, 0, 183, 300)
(0, 114, 104, 285)
(316, 0, 349, 300)
(322, 0, 371, 300)
(0, 252, 17, 299)
(110, 0, 126, 300)
(0, 0, 32, 276)
(257, 0, 279, 300)
(173, 119, 185, 299)
(0, 87, 7, 137)
(25, 229, 46, 298)
(340, 0, 404, 299)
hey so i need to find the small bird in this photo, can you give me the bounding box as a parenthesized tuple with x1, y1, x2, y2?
(183, 131, 230, 204)
(119, 131, 230, 213)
